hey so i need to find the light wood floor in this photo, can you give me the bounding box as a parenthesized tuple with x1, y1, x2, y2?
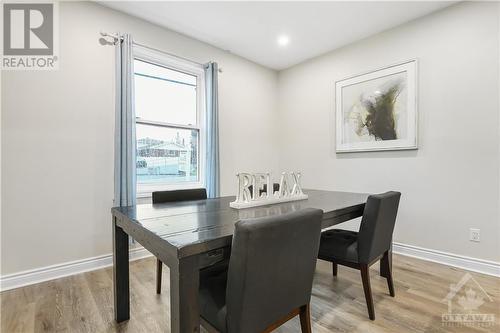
(1, 254, 499, 333)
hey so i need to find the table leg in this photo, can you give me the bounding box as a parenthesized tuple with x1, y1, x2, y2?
(113, 217, 130, 322)
(169, 255, 200, 333)
(380, 244, 393, 278)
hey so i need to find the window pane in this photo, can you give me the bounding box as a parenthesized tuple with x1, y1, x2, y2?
(136, 123, 199, 186)
(134, 59, 197, 126)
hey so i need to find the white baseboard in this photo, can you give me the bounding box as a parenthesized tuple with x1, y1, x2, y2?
(0, 247, 153, 292)
(1, 243, 498, 291)
(393, 242, 500, 277)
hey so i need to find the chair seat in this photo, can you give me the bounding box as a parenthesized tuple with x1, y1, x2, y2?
(200, 258, 230, 280)
(199, 268, 228, 332)
(318, 229, 359, 263)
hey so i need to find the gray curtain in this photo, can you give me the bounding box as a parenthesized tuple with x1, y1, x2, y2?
(114, 34, 137, 207)
(204, 62, 220, 198)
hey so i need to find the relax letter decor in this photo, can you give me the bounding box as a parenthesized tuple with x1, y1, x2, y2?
(229, 172, 308, 209)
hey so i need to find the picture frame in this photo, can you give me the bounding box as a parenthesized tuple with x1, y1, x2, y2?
(335, 59, 418, 153)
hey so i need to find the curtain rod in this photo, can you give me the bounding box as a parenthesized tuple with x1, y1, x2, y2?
(100, 32, 223, 73)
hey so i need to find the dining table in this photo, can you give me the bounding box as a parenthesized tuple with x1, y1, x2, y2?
(111, 189, 391, 333)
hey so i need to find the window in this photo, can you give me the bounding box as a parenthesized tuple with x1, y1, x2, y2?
(134, 46, 205, 196)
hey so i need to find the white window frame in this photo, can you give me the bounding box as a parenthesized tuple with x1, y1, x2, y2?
(133, 45, 206, 197)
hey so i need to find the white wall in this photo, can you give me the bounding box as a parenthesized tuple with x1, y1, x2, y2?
(1, 1, 279, 275)
(277, 2, 500, 262)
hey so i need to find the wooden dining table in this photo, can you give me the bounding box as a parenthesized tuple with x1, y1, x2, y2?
(111, 189, 391, 333)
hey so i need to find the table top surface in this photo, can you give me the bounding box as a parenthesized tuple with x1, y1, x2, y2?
(112, 190, 369, 257)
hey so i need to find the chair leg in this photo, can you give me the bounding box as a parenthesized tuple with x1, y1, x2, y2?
(332, 262, 338, 276)
(156, 259, 162, 294)
(380, 248, 392, 278)
(360, 264, 375, 320)
(299, 304, 312, 333)
(381, 251, 395, 297)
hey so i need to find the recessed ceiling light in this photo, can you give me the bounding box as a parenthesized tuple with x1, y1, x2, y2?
(277, 35, 290, 47)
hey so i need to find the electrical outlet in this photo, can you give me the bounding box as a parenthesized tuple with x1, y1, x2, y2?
(470, 228, 480, 242)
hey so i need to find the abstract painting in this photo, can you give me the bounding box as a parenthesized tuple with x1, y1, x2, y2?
(335, 60, 418, 152)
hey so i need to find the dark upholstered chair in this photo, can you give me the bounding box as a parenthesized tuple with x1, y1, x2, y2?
(152, 188, 207, 204)
(247, 183, 280, 197)
(318, 191, 401, 320)
(199, 208, 323, 333)
(151, 188, 207, 294)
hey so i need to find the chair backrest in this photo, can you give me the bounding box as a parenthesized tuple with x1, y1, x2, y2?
(151, 188, 207, 204)
(357, 191, 401, 264)
(247, 183, 280, 198)
(225, 208, 323, 333)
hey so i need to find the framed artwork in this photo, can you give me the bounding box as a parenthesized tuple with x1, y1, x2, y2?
(335, 60, 418, 153)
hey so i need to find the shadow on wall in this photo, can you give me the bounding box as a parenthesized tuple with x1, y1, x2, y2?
(334, 149, 418, 159)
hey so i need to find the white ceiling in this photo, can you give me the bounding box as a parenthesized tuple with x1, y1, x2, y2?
(100, 1, 454, 70)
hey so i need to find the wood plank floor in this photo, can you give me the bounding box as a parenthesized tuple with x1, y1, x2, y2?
(1, 254, 499, 332)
